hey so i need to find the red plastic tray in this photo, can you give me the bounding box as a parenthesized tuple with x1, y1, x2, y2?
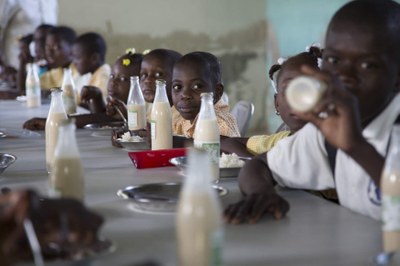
(128, 148, 187, 169)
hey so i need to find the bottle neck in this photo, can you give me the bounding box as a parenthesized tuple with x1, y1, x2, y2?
(198, 94, 216, 120)
(154, 80, 169, 103)
(50, 90, 66, 113)
(128, 76, 145, 105)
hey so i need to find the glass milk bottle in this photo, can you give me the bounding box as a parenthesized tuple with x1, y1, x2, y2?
(45, 88, 67, 173)
(150, 79, 172, 150)
(176, 148, 223, 266)
(381, 125, 400, 253)
(194, 92, 220, 182)
(285, 76, 327, 112)
(61, 68, 77, 114)
(25, 63, 41, 108)
(127, 76, 146, 130)
(49, 119, 84, 201)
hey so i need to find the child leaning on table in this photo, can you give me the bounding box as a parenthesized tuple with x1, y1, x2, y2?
(221, 46, 323, 157)
(171, 51, 240, 138)
(22, 50, 143, 130)
(72, 32, 111, 105)
(224, 0, 400, 224)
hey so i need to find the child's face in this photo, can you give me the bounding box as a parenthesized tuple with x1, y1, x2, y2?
(45, 35, 72, 68)
(172, 61, 219, 122)
(140, 56, 173, 103)
(107, 58, 138, 103)
(72, 44, 95, 75)
(322, 21, 400, 123)
(275, 68, 307, 133)
(33, 29, 47, 61)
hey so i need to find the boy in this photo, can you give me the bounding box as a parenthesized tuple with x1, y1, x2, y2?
(40, 26, 77, 90)
(171, 51, 240, 138)
(72, 32, 111, 104)
(224, 0, 400, 224)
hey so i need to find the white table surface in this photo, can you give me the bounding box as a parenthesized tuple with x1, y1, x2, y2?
(0, 100, 398, 266)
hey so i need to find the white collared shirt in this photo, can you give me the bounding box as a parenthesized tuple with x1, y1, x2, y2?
(267, 93, 400, 220)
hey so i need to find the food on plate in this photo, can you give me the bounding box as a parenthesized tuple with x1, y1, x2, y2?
(219, 153, 245, 168)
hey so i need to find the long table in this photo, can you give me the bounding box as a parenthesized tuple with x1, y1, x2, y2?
(0, 99, 397, 266)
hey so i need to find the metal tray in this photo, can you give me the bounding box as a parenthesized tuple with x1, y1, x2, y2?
(83, 121, 125, 136)
(117, 182, 228, 213)
(169, 156, 248, 178)
(116, 138, 150, 151)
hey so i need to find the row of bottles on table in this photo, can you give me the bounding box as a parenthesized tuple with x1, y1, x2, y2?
(176, 148, 223, 266)
(25, 66, 78, 115)
(45, 88, 84, 201)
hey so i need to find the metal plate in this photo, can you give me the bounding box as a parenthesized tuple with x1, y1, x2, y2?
(117, 182, 228, 213)
(116, 138, 150, 151)
(169, 156, 248, 178)
(0, 153, 17, 175)
(83, 122, 125, 136)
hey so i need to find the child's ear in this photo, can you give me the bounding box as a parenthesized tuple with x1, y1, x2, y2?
(90, 53, 101, 65)
(274, 93, 280, 113)
(214, 83, 224, 104)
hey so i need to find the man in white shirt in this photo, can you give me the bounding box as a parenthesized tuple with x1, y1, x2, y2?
(224, 0, 400, 223)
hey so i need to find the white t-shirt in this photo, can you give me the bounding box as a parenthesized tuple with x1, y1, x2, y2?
(267, 93, 400, 220)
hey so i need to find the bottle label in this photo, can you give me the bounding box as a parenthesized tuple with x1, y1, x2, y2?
(211, 230, 223, 266)
(151, 120, 156, 140)
(382, 195, 400, 231)
(194, 141, 220, 164)
(128, 111, 138, 129)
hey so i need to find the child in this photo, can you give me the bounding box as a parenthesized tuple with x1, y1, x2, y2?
(22, 50, 143, 130)
(220, 47, 322, 157)
(224, 0, 400, 224)
(139, 49, 181, 110)
(32, 24, 55, 75)
(72, 32, 111, 104)
(40, 26, 77, 90)
(171, 51, 240, 138)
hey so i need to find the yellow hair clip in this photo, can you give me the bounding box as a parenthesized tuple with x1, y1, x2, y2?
(125, 48, 136, 55)
(142, 49, 151, 55)
(122, 58, 131, 66)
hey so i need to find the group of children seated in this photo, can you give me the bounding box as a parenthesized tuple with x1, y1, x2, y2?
(4, 0, 400, 225)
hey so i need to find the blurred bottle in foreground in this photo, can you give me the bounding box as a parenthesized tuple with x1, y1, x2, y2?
(176, 148, 223, 266)
(45, 88, 67, 173)
(49, 118, 84, 201)
(381, 125, 400, 253)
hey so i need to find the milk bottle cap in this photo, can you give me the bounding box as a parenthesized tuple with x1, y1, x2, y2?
(286, 76, 326, 112)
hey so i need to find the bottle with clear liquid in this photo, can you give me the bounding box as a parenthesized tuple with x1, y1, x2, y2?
(194, 92, 220, 182)
(381, 125, 400, 253)
(25, 63, 41, 108)
(61, 68, 77, 114)
(176, 148, 223, 266)
(45, 88, 68, 173)
(49, 119, 84, 201)
(285, 76, 327, 112)
(150, 79, 172, 150)
(127, 76, 146, 130)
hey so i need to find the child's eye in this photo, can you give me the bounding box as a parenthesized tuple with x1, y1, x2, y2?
(172, 84, 181, 91)
(155, 72, 162, 78)
(119, 76, 128, 82)
(325, 56, 339, 65)
(192, 84, 202, 90)
(360, 61, 378, 70)
(140, 73, 147, 80)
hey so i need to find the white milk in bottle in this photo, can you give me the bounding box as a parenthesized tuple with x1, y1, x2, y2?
(150, 79, 172, 150)
(176, 148, 223, 266)
(381, 125, 400, 253)
(25, 63, 42, 108)
(49, 119, 84, 200)
(61, 68, 77, 114)
(127, 76, 146, 130)
(194, 92, 220, 182)
(45, 88, 67, 173)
